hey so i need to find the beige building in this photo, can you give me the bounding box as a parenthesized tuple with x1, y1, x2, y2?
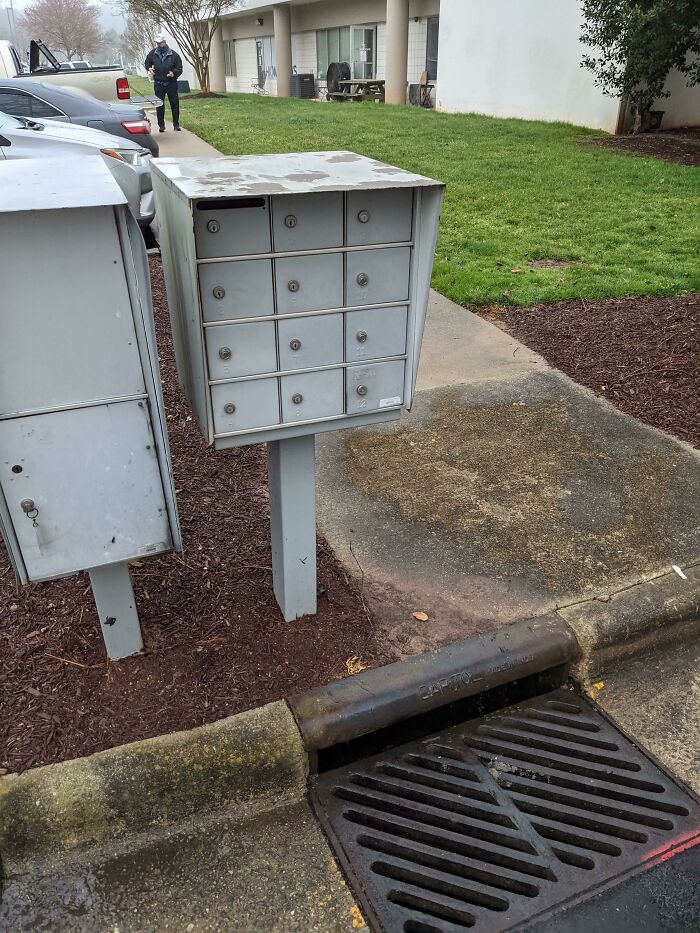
(188, 0, 698, 132)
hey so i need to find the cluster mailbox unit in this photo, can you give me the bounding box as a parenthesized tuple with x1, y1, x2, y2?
(152, 151, 444, 620)
(0, 158, 181, 659)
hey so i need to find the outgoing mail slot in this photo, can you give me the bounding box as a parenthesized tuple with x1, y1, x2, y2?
(345, 305, 408, 362)
(210, 377, 280, 435)
(272, 192, 343, 252)
(277, 314, 343, 371)
(205, 321, 277, 380)
(194, 197, 271, 259)
(346, 360, 405, 415)
(280, 369, 344, 423)
(346, 188, 413, 246)
(346, 247, 411, 307)
(199, 260, 275, 322)
(275, 253, 343, 315)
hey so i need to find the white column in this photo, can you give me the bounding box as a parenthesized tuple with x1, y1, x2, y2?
(209, 22, 226, 93)
(273, 4, 293, 97)
(385, 0, 409, 105)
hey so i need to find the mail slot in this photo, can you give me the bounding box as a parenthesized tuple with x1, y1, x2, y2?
(194, 196, 271, 258)
(346, 247, 411, 307)
(205, 321, 277, 380)
(199, 259, 275, 322)
(346, 360, 405, 414)
(275, 253, 344, 315)
(345, 305, 408, 361)
(346, 188, 413, 246)
(210, 377, 280, 434)
(272, 192, 343, 252)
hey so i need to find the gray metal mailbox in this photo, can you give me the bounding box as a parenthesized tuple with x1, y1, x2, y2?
(152, 151, 443, 622)
(0, 158, 181, 660)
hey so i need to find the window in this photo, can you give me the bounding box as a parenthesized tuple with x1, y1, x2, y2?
(0, 89, 34, 118)
(316, 26, 351, 81)
(426, 17, 439, 81)
(29, 95, 63, 118)
(224, 39, 236, 77)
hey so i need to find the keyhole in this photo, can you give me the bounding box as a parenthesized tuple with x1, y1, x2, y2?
(11, 465, 22, 474)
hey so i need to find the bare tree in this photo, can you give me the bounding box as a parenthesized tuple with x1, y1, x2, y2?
(21, 0, 103, 60)
(121, 11, 159, 68)
(119, 0, 238, 91)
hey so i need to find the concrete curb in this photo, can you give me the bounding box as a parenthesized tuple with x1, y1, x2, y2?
(557, 562, 700, 682)
(0, 699, 307, 872)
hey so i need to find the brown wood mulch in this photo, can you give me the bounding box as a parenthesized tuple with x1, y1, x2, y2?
(480, 293, 700, 448)
(0, 259, 391, 774)
(587, 129, 700, 167)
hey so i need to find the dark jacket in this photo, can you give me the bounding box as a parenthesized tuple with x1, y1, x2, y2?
(144, 47, 183, 85)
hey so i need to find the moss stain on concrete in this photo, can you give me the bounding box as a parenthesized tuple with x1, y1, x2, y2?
(346, 390, 678, 593)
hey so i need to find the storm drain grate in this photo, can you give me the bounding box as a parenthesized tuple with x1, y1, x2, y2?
(311, 689, 700, 932)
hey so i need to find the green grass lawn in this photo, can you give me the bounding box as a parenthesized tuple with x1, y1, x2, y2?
(127, 75, 154, 97)
(176, 93, 699, 308)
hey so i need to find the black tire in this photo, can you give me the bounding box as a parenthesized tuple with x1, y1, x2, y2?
(326, 61, 351, 96)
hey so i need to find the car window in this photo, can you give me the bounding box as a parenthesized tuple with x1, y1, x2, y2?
(0, 89, 33, 118)
(29, 96, 63, 118)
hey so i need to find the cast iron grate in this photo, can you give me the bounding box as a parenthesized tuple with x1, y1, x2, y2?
(311, 689, 700, 932)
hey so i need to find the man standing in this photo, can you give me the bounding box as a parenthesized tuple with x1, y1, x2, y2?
(145, 35, 183, 133)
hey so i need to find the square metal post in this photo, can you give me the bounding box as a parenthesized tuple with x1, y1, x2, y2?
(88, 562, 144, 660)
(267, 435, 317, 621)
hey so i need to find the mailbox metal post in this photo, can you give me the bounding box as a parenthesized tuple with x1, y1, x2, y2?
(268, 436, 317, 621)
(88, 563, 144, 660)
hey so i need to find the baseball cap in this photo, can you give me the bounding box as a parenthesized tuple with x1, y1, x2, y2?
(156, 34, 167, 42)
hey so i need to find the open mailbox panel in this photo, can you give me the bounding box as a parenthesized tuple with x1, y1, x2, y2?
(152, 152, 444, 449)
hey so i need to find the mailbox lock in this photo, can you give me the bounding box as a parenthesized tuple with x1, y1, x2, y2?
(292, 393, 303, 405)
(20, 498, 36, 514)
(357, 209, 371, 224)
(356, 330, 368, 343)
(284, 214, 297, 228)
(356, 385, 368, 397)
(224, 403, 236, 415)
(288, 280, 300, 293)
(212, 286, 226, 300)
(206, 219, 220, 234)
(356, 272, 369, 287)
(289, 339, 302, 351)
(219, 346, 232, 360)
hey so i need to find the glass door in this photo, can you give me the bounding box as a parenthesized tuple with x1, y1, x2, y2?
(351, 26, 375, 79)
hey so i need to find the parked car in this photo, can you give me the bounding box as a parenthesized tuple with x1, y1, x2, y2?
(0, 77, 158, 155)
(0, 109, 154, 229)
(0, 39, 130, 104)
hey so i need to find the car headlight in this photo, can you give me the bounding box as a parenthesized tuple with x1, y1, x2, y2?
(101, 147, 150, 166)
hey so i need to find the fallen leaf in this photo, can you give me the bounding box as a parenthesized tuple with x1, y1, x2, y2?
(346, 656, 367, 675)
(412, 611, 429, 621)
(510, 267, 523, 273)
(592, 681, 605, 690)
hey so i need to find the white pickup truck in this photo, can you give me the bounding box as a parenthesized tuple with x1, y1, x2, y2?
(0, 39, 131, 105)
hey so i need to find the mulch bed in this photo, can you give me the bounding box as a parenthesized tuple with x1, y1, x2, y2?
(480, 293, 699, 448)
(586, 129, 700, 167)
(0, 259, 391, 774)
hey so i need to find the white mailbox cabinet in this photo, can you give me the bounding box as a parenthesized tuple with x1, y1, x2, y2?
(152, 152, 443, 623)
(151, 152, 444, 449)
(0, 158, 181, 659)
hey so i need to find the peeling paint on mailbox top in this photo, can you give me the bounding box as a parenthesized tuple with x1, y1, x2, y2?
(152, 151, 445, 450)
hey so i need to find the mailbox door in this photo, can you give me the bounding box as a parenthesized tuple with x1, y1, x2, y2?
(344, 305, 408, 362)
(280, 369, 344, 422)
(346, 247, 411, 307)
(272, 192, 344, 252)
(0, 207, 145, 417)
(194, 197, 271, 259)
(210, 378, 279, 434)
(275, 253, 344, 315)
(346, 188, 414, 246)
(205, 322, 277, 380)
(346, 360, 405, 415)
(199, 260, 275, 322)
(0, 401, 172, 581)
(277, 314, 344, 371)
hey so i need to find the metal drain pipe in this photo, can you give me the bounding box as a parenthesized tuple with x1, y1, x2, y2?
(289, 615, 580, 754)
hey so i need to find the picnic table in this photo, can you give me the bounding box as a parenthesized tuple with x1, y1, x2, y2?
(328, 78, 385, 103)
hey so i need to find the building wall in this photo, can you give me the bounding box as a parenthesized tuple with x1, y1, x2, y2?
(656, 64, 700, 129)
(436, 0, 620, 132)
